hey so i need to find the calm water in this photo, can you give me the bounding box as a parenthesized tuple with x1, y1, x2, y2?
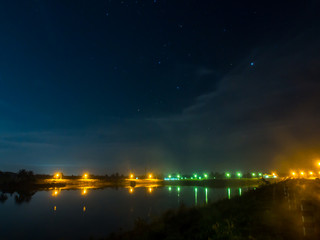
(0, 186, 249, 239)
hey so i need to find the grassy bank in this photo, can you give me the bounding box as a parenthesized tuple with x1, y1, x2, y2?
(105, 180, 320, 240)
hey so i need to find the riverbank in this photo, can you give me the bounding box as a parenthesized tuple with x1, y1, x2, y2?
(105, 179, 320, 240)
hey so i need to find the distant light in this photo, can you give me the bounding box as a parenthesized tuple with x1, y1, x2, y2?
(54, 206, 56, 211)
(168, 186, 172, 191)
(309, 171, 313, 175)
(130, 174, 134, 179)
(226, 173, 230, 177)
(258, 173, 262, 176)
(272, 172, 276, 176)
(136, 177, 138, 179)
(83, 206, 86, 212)
(129, 188, 134, 194)
(168, 175, 171, 178)
(237, 172, 242, 177)
(149, 174, 152, 179)
(252, 173, 256, 177)
(318, 162, 320, 166)
(300, 171, 304, 176)
(250, 62, 254, 66)
(177, 174, 180, 178)
(194, 174, 197, 178)
(177, 187, 180, 192)
(54, 173, 61, 179)
(204, 174, 208, 178)
(199, 177, 202, 180)
(292, 172, 296, 176)
(83, 173, 88, 179)
(148, 187, 153, 193)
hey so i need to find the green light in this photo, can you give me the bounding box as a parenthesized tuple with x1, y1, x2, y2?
(239, 188, 242, 196)
(205, 188, 208, 204)
(195, 187, 198, 205)
(252, 173, 256, 177)
(237, 172, 242, 177)
(177, 174, 180, 178)
(199, 177, 202, 180)
(204, 174, 208, 178)
(177, 187, 180, 192)
(168, 186, 172, 191)
(191, 177, 193, 179)
(168, 175, 171, 178)
(194, 174, 197, 178)
(226, 173, 231, 178)
(227, 188, 231, 199)
(258, 173, 262, 176)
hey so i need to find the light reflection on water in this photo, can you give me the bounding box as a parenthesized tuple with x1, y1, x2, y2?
(0, 186, 248, 240)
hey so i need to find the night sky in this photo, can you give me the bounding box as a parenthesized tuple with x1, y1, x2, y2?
(1, 0, 320, 174)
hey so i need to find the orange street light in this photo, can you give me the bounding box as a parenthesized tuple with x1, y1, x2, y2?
(83, 173, 89, 179)
(148, 174, 153, 179)
(130, 174, 134, 179)
(54, 173, 61, 179)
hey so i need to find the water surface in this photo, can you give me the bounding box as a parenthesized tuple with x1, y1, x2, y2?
(0, 186, 249, 239)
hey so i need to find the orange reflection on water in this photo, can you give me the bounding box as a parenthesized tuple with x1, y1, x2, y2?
(148, 187, 153, 193)
(83, 206, 86, 212)
(52, 188, 61, 197)
(81, 187, 88, 196)
(129, 187, 134, 194)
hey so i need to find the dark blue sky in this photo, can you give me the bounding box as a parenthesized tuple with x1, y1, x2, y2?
(1, 0, 320, 174)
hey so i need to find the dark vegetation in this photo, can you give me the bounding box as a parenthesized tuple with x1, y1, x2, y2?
(105, 180, 320, 240)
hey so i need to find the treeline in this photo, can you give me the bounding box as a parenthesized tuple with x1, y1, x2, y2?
(0, 169, 36, 185)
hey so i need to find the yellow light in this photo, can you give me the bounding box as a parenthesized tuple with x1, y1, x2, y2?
(309, 171, 313, 175)
(54, 206, 56, 211)
(130, 174, 134, 179)
(272, 172, 276, 176)
(300, 171, 304, 176)
(83, 173, 88, 179)
(291, 172, 296, 176)
(149, 174, 152, 179)
(52, 188, 60, 197)
(54, 173, 61, 179)
(318, 162, 320, 166)
(83, 206, 86, 212)
(81, 188, 88, 195)
(129, 188, 134, 194)
(148, 187, 153, 193)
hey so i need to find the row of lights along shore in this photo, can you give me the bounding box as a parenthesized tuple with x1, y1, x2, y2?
(52, 161, 320, 180)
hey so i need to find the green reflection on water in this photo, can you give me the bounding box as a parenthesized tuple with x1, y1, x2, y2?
(205, 188, 208, 204)
(227, 188, 231, 199)
(195, 187, 198, 205)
